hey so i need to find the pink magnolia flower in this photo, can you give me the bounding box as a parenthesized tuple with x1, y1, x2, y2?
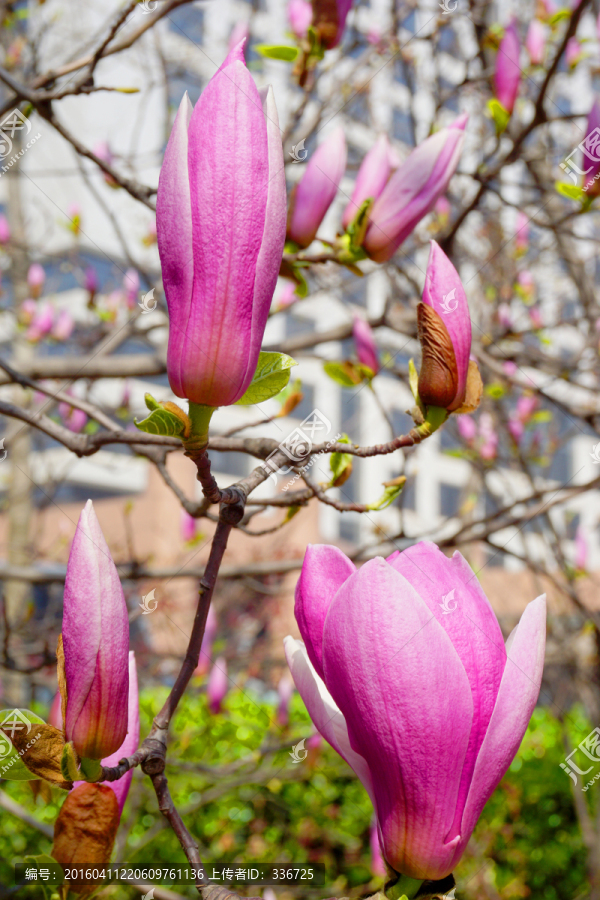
(52, 309, 74, 341)
(478, 413, 498, 460)
(85, 266, 99, 296)
(287, 127, 347, 248)
(123, 269, 139, 309)
(195, 605, 218, 678)
(0, 214, 10, 244)
(457, 414, 477, 442)
(285, 542, 546, 880)
(62, 501, 129, 759)
(434, 195, 451, 228)
(157, 43, 286, 408)
(277, 673, 295, 726)
(516, 394, 537, 422)
(526, 20, 546, 66)
(494, 20, 521, 114)
(27, 263, 46, 298)
(342, 134, 397, 230)
(417, 241, 472, 412)
(514, 211, 529, 255)
(503, 361, 518, 376)
(288, 0, 312, 39)
(352, 314, 380, 374)
(207, 657, 229, 714)
(93, 140, 119, 187)
(180, 509, 198, 543)
(363, 116, 467, 262)
(508, 417, 524, 443)
(313, 0, 353, 48)
(274, 280, 299, 312)
(529, 306, 543, 328)
(575, 526, 588, 571)
(566, 37, 581, 69)
(26, 304, 54, 342)
(497, 303, 512, 329)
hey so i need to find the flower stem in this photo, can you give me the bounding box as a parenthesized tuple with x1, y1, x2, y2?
(385, 875, 423, 900)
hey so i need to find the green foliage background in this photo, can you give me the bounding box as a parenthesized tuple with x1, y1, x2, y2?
(0, 687, 593, 899)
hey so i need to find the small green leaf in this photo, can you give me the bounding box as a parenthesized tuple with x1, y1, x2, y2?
(0, 709, 46, 782)
(284, 505, 301, 522)
(367, 477, 406, 511)
(408, 358, 423, 410)
(79, 756, 103, 782)
(531, 409, 552, 423)
(555, 181, 587, 203)
(323, 360, 362, 387)
(484, 382, 506, 399)
(134, 405, 188, 437)
(487, 98, 511, 134)
(235, 351, 298, 405)
(144, 392, 161, 411)
(255, 44, 299, 61)
(60, 742, 79, 782)
(549, 8, 571, 24)
(330, 434, 353, 487)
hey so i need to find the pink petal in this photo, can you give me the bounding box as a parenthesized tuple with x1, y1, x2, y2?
(457, 595, 546, 867)
(294, 544, 355, 680)
(322, 557, 473, 879)
(287, 127, 347, 248)
(385, 542, 506, 839)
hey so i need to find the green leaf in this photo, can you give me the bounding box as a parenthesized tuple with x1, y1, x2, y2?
(134, 395, 191, 437)
(487, 98, 511, 134)
(79, 756, 103, 782)
(367, 477, 406, 511)
(144, 392, 161, 411)
(549, 8, 571, 24)
(330, 434, 352, 487)
(531, 410, 552, 423)
(60, 742, 79, 782)
(0, 709, 46, 782)
(485, 382, 506, 399)
(255, 44, 299, 61)
(555, 181, 587, 203)
(235, 351, 298, 405)
(408, 358, 423, 409)
(323, 360, 362, 387)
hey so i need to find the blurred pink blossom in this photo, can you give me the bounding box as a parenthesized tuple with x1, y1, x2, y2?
(27, 263, 46, 298)
(207, 657, 229, 714)
(0, 215, 10, 244)
(181, 509, 198, 543)
(26, 304, 53, 341)
(288, 0, 312, 39)
(497, 303, 512, 329)
(575, 526, 588, 570)
(123, 269, 140, 308)
(52, 309, 74, 341)
(457, 415, 477, 442)
(277, 673, 295, 727)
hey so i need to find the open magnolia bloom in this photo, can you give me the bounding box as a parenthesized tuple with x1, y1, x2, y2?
(284, 541, 546, 881)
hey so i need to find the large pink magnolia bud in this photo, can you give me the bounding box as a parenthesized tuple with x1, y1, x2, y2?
(362, 116, 466, 263)
(342, 134, 397, 230)
(157, 43, 286, 408)
(285, 542, 546, 880)
(417, 241, 472, 412)
(494, 20, 521, 114)
(287, 128, 347, 248)
(352, 314, 380, 374)
(62, 501, 129, 759)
